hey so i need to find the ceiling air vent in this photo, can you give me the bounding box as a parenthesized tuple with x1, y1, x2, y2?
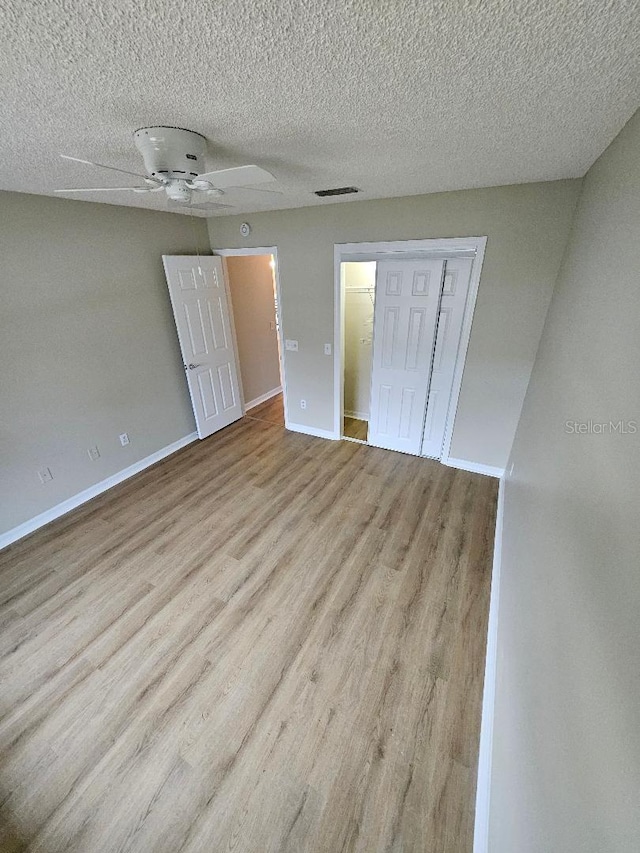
(314, 186, 360, 197)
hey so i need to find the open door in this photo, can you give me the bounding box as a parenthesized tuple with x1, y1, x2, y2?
(163, 255, 243, 439)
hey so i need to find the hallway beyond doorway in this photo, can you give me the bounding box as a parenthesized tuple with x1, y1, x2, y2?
(245, 392, 285, 427)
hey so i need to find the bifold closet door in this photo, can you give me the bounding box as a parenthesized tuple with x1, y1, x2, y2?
(421, 257, 473, 458)
(368, 259, 445, 455)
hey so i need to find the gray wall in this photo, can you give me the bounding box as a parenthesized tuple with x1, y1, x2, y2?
(225, 255, 281, 405)
(490, 110, 640, 851)
(0, 191, 208, 534)
(208, 180, 581, 469)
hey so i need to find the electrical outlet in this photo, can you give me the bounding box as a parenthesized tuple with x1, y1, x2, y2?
(119, 433, 130, 446)
(324, 343, 332, 356)
(300, 399, 307, 410)
(87, 445, 100, 461)
(285, 339, 298, 351)
(38, 467, 53, 484)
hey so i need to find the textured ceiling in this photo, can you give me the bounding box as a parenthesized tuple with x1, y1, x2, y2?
(1, 0, 639, 217)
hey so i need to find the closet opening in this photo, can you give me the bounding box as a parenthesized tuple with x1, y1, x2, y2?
(341, 261, 376, 443)
(335, 239, 487, 461)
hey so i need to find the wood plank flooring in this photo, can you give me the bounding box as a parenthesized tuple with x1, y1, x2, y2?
(343, 417, 368, 442)
(245, 393, 284, 427)
(0, 414, 496, 853)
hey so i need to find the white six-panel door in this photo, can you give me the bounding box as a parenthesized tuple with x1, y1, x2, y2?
(368, 259, 445, 455)
(163, 255, 243, 439)
(421, 257, 473, 458)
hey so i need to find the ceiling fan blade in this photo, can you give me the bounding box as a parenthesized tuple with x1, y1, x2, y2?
(196, 165, 276, 189)
(168, 198, 234, 210)
(54, 186, 152, 193)
(224, 184, 284, 196)
(185, 206, 235, 214)
(60, 154, 161, 183)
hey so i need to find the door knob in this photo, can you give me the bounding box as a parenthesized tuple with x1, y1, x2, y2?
(187, 363, 202, 370)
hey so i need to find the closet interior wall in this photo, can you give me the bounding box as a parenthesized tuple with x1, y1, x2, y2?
(343, 262, 376, 422)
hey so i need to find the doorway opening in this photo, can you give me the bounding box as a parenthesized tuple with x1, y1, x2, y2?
(335, 238, 487, 462)
(224, 253, 284, 427)
(212, 247, 287, 429)
(163, 249, 286, 442)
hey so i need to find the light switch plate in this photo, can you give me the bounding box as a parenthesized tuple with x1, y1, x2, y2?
(324, 343, 332, 355)
(285, 339, 298, 351)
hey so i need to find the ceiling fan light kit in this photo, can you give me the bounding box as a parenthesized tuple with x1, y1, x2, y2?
(56, 126, 280, 211)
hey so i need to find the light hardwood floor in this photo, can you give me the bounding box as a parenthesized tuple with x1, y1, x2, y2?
(343, 417, 368, 442)
(0, 414, 496, 853)
(245, 393, 285, 427)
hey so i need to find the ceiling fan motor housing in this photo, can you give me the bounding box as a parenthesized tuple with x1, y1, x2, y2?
(133, 126, 206, 181)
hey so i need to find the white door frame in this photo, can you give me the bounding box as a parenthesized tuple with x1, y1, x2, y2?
(210, 246, 288, 424)
(334, 237, 487, 464)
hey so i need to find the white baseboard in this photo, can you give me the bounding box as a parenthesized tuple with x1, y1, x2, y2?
(473, 476, 505, 853)
(285, 422, 339, 441)
(443, 456, 505, 479)
(0, 432, 198, 552)
(344, 410, 369, 421)
(245, 386, 282, 411)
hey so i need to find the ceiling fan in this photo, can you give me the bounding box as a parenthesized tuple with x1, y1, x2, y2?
(56, 126, 281, 209)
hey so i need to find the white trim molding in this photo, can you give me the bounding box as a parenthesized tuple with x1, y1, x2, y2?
(0, 432, 198, 552)
(333, 237, 487, 454)
(211, 246, 277, 258)
(245, 386, 282, 411)
(473, 475, 505, 853)
(285, 422, 339, 440)
(444, 456, 505, 479)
